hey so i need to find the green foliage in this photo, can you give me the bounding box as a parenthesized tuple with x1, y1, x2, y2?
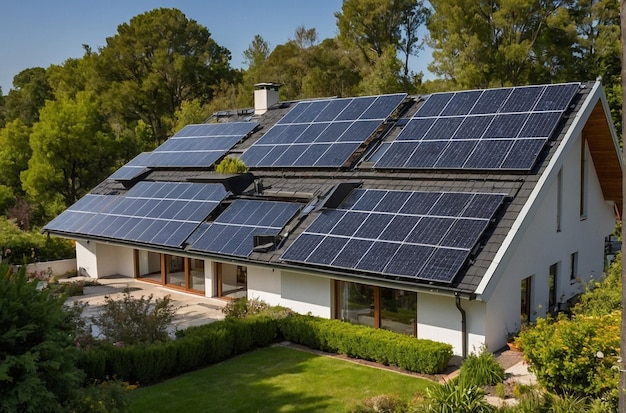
(352, 394, 408, 413)
(4, 67, 53, 126)
(0, 262, 84, 412)
(95, 8, 236, 146)
(81, 315, 278, 384)
(221, 296, 270, 319)
(458, 346, 505, 387)
(0, 185, 15, 215)
(215, 155, 248, 174)
(572, 253, 621, 316)
(422, 378, 495, 413)
(90, 292, 177, 345)
(22, 91, 118, 214)
(0, 217, 75, 264)
(516, 312, 619, 402)
(0, 119, 31, 194)
(173, 98, 211, 131)
(279, 314, 453, 374)
(65, 379, 130, 413)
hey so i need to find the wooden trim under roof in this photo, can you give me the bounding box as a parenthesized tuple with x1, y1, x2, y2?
(582, 99, 623, 214)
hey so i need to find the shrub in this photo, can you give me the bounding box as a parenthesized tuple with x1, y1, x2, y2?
(422, 378, 495, 413)
(458, 346, 505, 387)
(65, 379, 131, 413)
(353, 394, 408, 413)
(572, 253, 621, 316)
(516, 312, 619, 401)
(215, 156, 247, 173)
(279, 314, 453, 374)
(80, 315, 279, 384)
(222, 296, 270, 319)
(0, 217, 74, 264)
(91, 292, 177, 345)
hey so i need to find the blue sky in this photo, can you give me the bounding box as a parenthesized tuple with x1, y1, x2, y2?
(0, 0, 432, 93)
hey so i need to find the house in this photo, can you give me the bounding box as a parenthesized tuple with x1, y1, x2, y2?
(44, 80, 622, 356)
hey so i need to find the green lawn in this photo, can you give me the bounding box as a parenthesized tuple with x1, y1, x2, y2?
(128, 346, 435, 412)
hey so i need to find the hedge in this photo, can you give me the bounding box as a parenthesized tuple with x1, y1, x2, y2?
(78, 313, 452, 385)
(279, 314, 453, 375)
(78, 315, 277, 384)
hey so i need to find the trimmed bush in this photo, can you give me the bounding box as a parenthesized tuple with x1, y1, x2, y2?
(80, 315, 278, 384)
(279, 314, 452, 374)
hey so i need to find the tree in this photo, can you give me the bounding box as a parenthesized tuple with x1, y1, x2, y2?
(358, 46, 405, 95)
(428, 0, 578, 88)
(3, 67, 53, 126)
(95, 8, 236, 147)
(21, 91, 118, 216)
(0, 119, 31, 194)
(336, 0, 430, 79)
(0, 263, 83, 412)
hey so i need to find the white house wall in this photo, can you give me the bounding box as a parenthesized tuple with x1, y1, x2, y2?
(76, 240, 98, 278)
(247, 266, 282, 306)
(96, 243, 135, 278)
(280, 270, 332, 318)
(484, 133, 615, 351)
(76, 241, 135, 279)
(416, 293, 487, 356)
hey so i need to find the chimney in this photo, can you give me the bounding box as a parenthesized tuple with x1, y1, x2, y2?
(254, 82, 281, 115)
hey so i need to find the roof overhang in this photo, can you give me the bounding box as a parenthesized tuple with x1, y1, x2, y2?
(582, 92, 623, 213)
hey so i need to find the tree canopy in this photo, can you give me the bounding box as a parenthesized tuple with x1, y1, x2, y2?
(95, 7, 237, 147)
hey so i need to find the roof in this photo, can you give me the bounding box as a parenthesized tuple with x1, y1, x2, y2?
(44, 80, 621, 296)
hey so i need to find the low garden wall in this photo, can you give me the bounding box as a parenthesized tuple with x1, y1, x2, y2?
(15, 258, 77, 278)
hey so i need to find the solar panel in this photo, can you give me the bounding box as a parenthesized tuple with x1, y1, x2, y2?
(241, 93, 406, 168)
(108, 122, 257, 180)
(44, 182, 229, 248)
(188, 199, 301, 257)
(375, 82, 580, 171)
(281, 189, 505, 284)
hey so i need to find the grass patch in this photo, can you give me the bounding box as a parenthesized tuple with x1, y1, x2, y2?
(128, 346, 434, 412)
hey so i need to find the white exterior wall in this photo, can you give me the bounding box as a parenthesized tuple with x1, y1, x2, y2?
(76, 240, 98, 278)
(204, 259, 214, 297)
(247, 266, 282, 306)
(96, 243, 135, 278)
(280, 271, 332, 318)
(76, 241, 135, 279)
(484, 133, 616, 351)
(416, 294, 487, 356)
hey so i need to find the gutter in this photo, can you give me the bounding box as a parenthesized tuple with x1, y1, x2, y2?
(455, 292, 467, 359)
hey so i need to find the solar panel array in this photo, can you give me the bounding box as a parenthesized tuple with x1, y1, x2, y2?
(240, 93, 407, 168)
(188, 199, 301, 257)
(375, 83, 580, 171)
(44, 182, 228, 247)
(281, 189, 505, 283)
(108, 122, 258, 181)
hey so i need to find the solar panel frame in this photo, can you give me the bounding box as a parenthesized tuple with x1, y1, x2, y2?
(281, 189, 506, 284)
(187, 199, 301, 257)
(241, 93, 407, 168)
(374, 82, 580, 171)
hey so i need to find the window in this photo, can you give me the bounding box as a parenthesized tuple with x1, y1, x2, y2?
(549, 263, 559, 311)
(570, 252, 578, 282)
(134, 251, 206, 294)
(336, 281, 417, 336)
(580, 137, 588, 218)
(215, 262, 247, 299)
(380, 287, 417, 336)
(521, 276, 532, 320)
(556, 168, 563, 232)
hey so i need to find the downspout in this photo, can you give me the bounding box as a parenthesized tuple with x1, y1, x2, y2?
(455, 293, 467, 359)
